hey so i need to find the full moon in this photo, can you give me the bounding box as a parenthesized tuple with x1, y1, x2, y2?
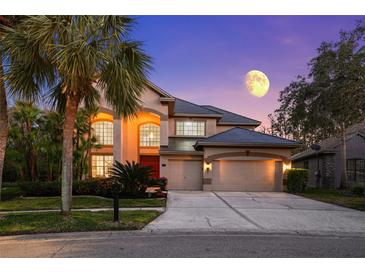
(245, 70, 270, 97)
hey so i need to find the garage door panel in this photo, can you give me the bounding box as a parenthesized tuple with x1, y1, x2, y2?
(212, 160, 276, 192)
(168, 160, 202, 190)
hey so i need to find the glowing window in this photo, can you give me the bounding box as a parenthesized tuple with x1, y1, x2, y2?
(176, 121, 205, 136)
(92, 121, 113, 145)
(140, 123, 160, 147)
(91, 155, 113, 177)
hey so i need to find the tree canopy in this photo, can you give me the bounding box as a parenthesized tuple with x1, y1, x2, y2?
(270, 20, 365, 149)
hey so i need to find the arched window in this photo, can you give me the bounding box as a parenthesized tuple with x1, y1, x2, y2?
(140, 123, 160, 147)
(92, 121, 113, 145)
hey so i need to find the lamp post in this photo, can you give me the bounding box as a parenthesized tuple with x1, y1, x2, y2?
(310, 144, 322, 188)
(112, 181, 121, 223)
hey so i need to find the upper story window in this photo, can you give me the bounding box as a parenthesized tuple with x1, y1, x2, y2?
(140, 123, 160, 147)
(176, 121, 205, 136)
(92, 121, 113, 145)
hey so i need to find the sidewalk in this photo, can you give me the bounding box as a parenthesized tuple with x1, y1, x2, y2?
(0, 207, 165, 214)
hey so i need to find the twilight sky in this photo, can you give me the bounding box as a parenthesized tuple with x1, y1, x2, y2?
(132, 16, 363, 127)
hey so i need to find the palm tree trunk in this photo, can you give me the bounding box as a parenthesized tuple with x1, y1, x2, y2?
(0, 56, 9, 201)
(61, 94, 79, 214)
(339, 124, 348, 189)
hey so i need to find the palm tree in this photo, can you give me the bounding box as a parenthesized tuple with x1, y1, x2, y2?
(110, 161, 153, 197)
(74, 106, 100, 181)
(0, 16, 23, 200)
(39, 111, 63, 181)
(10, 101, 42, 181)
(2, 16, 151, 214)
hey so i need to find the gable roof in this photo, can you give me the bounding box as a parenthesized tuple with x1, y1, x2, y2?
(202, 105, 261, 126)
(146, 81, 175, 99)
(173, 97, 223, 117)
(145, 82, 261, 125)
(291, 121, 365, 161)
(195, 127, 300, 149)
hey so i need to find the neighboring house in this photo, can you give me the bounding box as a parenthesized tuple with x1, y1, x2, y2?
(90, 82, 300, 191)
(292, 122, 365, 188)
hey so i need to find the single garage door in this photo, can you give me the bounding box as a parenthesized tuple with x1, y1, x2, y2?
(168, 160, 203, 190)
(212, 160, 277, 191)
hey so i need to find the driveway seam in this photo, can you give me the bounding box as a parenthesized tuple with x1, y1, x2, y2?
(213, 192, 264, 229)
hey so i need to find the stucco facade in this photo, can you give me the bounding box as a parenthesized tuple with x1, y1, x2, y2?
(90, 83, 299, 191)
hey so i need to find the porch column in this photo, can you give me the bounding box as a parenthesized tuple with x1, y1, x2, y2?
(113, 118, 124, 163)
(160, 119, 168, 146)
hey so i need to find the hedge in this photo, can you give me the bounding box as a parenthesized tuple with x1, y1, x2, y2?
(18, 178, 115, 198)
(18, 177, 165, 198)
(351, 183, 365, 197)
(285, 168, 308, 193)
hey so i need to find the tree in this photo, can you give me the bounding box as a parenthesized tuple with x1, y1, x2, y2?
(9, 101, 42, 181)
(39, 111, 63, 181)
(270, 20, 365, 188)
(73, 106, 100, 181)
(0, 16, 23, 200)
(309, 25, 365, 188)
(2, 16, 152, 214)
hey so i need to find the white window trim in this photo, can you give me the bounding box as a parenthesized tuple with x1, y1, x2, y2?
(92, 120, 114, 145)
(139, 123, 160, 147)
(175, 120, 206, 137)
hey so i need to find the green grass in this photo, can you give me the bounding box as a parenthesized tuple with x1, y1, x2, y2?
(297, 188, 365, 211)
(0, 210, 161, 236)
(0, 195, 166, 211)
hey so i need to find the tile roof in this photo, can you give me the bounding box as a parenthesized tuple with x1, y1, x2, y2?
(201, 105, 261, 126)
(160, 137, 204, 155)
(195, 127, 300, 149)
(173, 98, 222, 116)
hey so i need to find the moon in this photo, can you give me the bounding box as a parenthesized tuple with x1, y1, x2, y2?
(245, 70, 270, 97)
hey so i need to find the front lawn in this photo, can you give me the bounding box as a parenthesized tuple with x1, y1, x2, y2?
(0, 195, 166, 212)
(0, 210, 161, 236)
(297, 188, 365, 211)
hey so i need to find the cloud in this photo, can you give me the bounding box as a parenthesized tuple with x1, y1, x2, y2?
(279, 36, 298, 45)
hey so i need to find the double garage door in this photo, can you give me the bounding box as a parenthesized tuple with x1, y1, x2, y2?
(167, 159, 278, 191)
(212, 160, 277, 192)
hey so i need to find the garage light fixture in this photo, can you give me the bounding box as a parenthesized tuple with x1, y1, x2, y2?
(204, 162, 212, 172)
(283, 162, 291, 172)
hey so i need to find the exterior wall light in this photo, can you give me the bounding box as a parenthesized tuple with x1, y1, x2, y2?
(283, 162, 292, 173)
(204, 162, 212, 172)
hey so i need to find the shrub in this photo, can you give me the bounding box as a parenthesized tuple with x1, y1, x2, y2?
(351, 183, 365, 197)
(110, 161, 152, 196)
(18, 181, 61, 196)
(148, 177, 167, 191)
(19, 178, 115, 197)
(73, 178, 114, 197)
(286, 168, 308, 193)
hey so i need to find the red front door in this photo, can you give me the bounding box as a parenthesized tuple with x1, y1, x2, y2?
(140, 155, 160, 179)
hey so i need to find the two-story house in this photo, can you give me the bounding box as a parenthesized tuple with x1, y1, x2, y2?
(90, 82, 300, 191)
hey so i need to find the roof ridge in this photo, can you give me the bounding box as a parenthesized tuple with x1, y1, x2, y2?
(204, 126, 239, 140)
(199, 105, 224, 115)
(233, 127, 298, 143)
(201, 105, 261, 124)
(173, 97, 222, 115)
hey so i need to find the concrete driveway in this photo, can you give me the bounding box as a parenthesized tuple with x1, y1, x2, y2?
(144, 191, 365, 235)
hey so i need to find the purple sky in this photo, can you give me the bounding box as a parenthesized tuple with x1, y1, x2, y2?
(132, 16, 363, 127)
